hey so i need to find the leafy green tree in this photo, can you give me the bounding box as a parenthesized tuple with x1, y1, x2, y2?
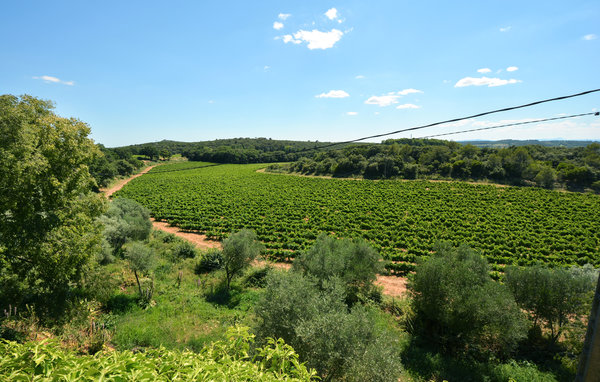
(293, 234, 382, 305)
(222, 229, 264, 290)
(124, 241, 156, 297)
(99, 198, 152, 255)
(0, 94, 104, 316)
(534, 166, 557, 189)
(505, 264, 597, 343)
(160, 149, 171, 161)
(140, 145, 159, 161)
(409, 243, 527, 355)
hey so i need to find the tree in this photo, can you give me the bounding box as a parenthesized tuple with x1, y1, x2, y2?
(160, 149, 171, 161)
(140, 145, 159, 161)
(534, 166, 557, 189)
(99, 198, 152, 255)
(505, 264, 597, 343)
(293, 234, 382, 305)
(409, 243, 527, 355)
(221, 229, 264, 290)
(0, 94, 104, 316)
(124, 241, 156, 297)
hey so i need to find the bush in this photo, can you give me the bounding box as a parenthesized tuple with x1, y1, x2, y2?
(254, 271, 402, 381)
(173, 241, 197, 259)
(100, 198, 152, 255)
(409, 243, 527, 356)
(195, 249, 223, 274)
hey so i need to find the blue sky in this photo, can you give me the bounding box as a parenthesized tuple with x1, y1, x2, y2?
(1, 1, 599, 147)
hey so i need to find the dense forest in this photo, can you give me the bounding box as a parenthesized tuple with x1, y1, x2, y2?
(267, 138, 600, 191)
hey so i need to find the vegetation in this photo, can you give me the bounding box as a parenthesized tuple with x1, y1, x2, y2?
(505, 264, 598, 343)
(255, 236, 402, 381)
(0, 94, 105, 319)
(89, 145, 144, 188)
(270, 138, 600, 191)
(0, 326, 317, 381)
(222, 229, 265, 290)
(409, 243, 527, 355)
(117, 162, 600, 272)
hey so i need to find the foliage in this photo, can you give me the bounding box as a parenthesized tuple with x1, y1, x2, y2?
(0, 326, 317, 381)
(117, 162, 600, 269)
(505, 264, 598, 342)
(100, 198, 152, 255)
(195, 249, 224, 274)
(0, 94, 105, 318)
(293, 234, 382, 305)
(255, 271, 402, 381)
(124, 242, 156, 301)
(409, 243, 527, 355)
(172, 241, 197, 259)
(222, 229, 264, 290)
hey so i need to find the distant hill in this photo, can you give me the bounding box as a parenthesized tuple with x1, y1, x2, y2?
(461, 139, 600, 148)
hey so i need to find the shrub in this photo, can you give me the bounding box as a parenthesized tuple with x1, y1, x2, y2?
(409, 242, 527, 356)
(100, 198, 152, 255)
(254, 271, 402, 381)
(173, 241, 197, 259)
(195, 249, 224, 274)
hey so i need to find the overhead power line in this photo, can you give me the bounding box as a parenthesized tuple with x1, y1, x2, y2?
(419, 111, 599, 139)
(295, 88, 600, 153)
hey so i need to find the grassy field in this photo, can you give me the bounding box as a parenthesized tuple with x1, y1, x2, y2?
(116, 162, 600, 271)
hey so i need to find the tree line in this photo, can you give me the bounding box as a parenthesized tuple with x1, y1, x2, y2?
(271, 138, 600, 191)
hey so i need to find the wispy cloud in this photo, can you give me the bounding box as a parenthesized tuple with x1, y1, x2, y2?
(583, 34, 597, 41)
(263, 66, 271, 71)
(396, 104, 420, 109)
(316, 90, 350, 98)
(477, 68, 492, 74)
(282, 29, 344, 49)
(365, 89, 423, 107)
(500, 26, 511, 32)
(355, 75, 365, 79)
(278, 13, 291, 20)
(346, 111, 358, 116)
(33, 75, 74, 86)
(325, 8, 338, 20)
(506, 66, 518, 72)
(454, 76, 521, 87)
(273, 22, 284, 30)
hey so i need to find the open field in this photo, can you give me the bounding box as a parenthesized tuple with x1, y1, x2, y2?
(116, 162, 600, 272)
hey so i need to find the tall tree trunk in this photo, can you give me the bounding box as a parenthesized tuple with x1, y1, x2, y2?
(134, 270, 142, 296)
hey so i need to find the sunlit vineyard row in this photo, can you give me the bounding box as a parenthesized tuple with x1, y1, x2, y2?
(117, 162, 600, 273)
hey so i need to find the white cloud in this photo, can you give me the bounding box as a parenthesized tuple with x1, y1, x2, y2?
(355, 75, 365, 79)
(365, 95, 400, 107)
(500, 26, 511, 32)
(287, 29, 344, 49)
(454, 76, 521, 88)
(282, 34, 302, 44)
(477, 68, 492, 74)
(264, 66, 271, 71)
(33, 75, 74, 86)
(583, 34, 597, 41)
(316, 90, 350, 98)
(506, 66, 518, 72)
(364, 89, 423, 107)
(397, 88, 423, 96)
(396, 104, 420, 109)
(325, 8, 338, 20)
(278, 13, 291, 20)
(208, 100, 214, 104)
(273, 22, 284, 30)
(346, 111, 358, 116)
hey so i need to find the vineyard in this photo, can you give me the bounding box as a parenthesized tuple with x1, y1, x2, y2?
(116, 162, 600, 273)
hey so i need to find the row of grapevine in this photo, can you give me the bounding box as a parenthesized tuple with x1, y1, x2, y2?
(116, 162, 600, 268)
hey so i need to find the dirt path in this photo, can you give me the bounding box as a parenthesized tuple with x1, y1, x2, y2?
(101, 165, 158, 198)
(102, 164, 408, 297)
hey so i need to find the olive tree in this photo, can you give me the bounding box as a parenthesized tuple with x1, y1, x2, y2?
(0, 94, 104, 316)
(222, 229, 264, 290)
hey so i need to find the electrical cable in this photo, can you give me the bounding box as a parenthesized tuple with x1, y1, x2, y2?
(293, 88, 600, 153)
(418, 111, 599, 139)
